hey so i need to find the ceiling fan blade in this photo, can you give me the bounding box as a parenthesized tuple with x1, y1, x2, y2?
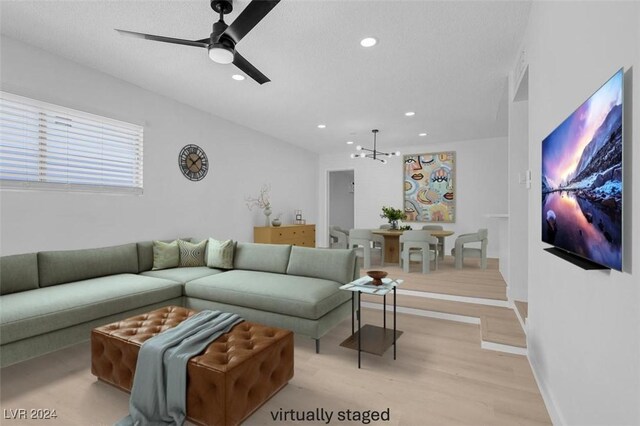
(116, 29, 209, 48)
(233, 52, 270, 85)
(223, 0, 280, 44)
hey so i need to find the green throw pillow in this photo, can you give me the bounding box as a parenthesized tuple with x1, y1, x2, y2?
(152, 240, 179, 270)
(178, 239, 207, 267)
(207, 238, 235, 269)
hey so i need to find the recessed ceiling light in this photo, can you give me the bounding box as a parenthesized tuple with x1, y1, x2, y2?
(405, 111, 416, 117)
(346, 141, 354, 145)
(419, 132, 427, 136)
(231, 74, 245, 81)
(360, 37, 377, 48)
(317, 124, 326, 129)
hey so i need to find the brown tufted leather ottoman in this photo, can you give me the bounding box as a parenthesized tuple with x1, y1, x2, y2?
(91, 306, 294, 426)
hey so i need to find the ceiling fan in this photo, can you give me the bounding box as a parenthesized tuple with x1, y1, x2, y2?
(116, 0, 280, 84)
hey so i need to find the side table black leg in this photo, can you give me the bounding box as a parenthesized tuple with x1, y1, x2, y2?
(358, 290, 361, 369)
(383, 294, 387, 329)
(393, 286, 397, 360)
(351, 292, 355, 335)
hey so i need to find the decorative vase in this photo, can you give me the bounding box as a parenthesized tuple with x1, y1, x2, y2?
(390, 220, 398, 230)
(271, 218, 281, 227)
(263, 206, 272, 227)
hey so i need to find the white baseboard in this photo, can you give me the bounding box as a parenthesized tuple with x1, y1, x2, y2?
(480, 340, 527, 355)
(528, 344, 565, 426)
(514, 304, 527, 334)
(397, 288, 510, 307)
(361, 301, 480, 324)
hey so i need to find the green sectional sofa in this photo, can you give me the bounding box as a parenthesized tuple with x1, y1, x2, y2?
(0, 241, 357, 367)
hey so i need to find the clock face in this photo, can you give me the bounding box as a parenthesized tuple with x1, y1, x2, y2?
(178, 144, 209, 181)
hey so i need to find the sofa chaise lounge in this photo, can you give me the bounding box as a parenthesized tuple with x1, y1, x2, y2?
(0, 241, 357, 367)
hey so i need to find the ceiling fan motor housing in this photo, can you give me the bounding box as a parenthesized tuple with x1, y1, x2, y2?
(210, 0, 233, 14)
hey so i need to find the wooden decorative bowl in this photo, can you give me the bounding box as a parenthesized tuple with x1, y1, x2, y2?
(367, 270, 388, 286)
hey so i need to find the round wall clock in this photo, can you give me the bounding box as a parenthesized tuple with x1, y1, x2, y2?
(178, 144, 209, 181)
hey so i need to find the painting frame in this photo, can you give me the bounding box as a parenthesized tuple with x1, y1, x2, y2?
(403, 151, 456, 223)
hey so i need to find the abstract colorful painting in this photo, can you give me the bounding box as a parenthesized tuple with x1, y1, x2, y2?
(403, 152, 455, 223)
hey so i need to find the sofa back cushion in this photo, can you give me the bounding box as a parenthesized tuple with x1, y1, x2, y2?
(233, 243, 291, 274)
(137, 238, 191, 272)
(38, 243, 139, 287)
(286, 246, 356, 284)
(0, 253, 39, 295)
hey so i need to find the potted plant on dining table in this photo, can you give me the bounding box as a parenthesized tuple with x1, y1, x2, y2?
(380, 206, 407, 230)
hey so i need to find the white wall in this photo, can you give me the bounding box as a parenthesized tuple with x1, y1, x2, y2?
(507, 72, 530, 301)
(523, 2, 640, 425)
(328, 170, 354, 232)
(318, 137, 508, 258)
(0, 37, 318, 255)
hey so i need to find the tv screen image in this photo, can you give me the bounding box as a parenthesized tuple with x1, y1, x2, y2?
(541, 69, 623, 270)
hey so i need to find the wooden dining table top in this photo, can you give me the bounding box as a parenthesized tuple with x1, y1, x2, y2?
(372, 229, 455, 238)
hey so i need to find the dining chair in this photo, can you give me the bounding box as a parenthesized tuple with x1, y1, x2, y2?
(400, 230, 438, 273)
(348, 229, 385, 269)
(421, 225, 444, 255)
(451, 228, 488, 269)
(329, 226, 348, 249)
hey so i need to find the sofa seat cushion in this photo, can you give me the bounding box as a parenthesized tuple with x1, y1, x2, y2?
(185, 270, 351, 320)
(140, 267, 224, 284)
(0, 274, 182, 345)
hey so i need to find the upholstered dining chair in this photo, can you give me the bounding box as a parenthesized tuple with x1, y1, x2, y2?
(329, 226, 349, 249)
(348, 229, 385, 269)
(451, 228, 488, 269)
(421, 225, 444, 254)
(400, 230, 438, 273)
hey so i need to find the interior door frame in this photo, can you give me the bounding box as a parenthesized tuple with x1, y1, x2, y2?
(325, 168, 355, 247)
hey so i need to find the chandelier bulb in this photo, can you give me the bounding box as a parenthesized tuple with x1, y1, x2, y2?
(395, 151, 401, 156)
(350, 153, 356, 159)
(359, 153, 366, 158)
(356, 145, 362, 151)
(381, 159, 387, 164)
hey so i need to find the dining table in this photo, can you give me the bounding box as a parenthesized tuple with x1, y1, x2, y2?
(371, 229, 455, 264)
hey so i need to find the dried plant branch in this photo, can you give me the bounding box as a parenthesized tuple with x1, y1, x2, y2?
(245, 184, 271, 211)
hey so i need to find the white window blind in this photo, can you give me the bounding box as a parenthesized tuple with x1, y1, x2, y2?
(0, 92, 143, 194)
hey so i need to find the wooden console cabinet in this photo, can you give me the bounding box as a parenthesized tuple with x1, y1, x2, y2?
(254, 224, 316, 247)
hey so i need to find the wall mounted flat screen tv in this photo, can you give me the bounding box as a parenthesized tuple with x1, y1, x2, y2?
(541, 69, 623, 271)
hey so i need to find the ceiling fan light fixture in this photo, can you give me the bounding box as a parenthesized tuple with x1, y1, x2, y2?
(208, 44, 234, 64)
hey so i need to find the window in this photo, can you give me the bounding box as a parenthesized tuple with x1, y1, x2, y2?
(0, 92, 143, 194)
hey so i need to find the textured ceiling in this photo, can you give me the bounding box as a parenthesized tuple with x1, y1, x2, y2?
(0, 0, 531, 154)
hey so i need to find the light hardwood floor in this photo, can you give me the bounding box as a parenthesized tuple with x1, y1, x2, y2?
(365, 255, 507, 300)
(0, 310, 550, 426)
(361, 257, 527, 348)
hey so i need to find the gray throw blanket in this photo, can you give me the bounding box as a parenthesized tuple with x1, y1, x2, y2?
(116, 310, 243, 426)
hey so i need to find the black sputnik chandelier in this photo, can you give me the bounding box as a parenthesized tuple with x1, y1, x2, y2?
(350, 129, 400, 164)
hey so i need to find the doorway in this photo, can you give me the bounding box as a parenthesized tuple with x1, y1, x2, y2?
(328, 170, 355, 233)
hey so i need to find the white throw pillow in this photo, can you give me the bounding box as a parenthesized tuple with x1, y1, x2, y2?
(207, 238, 235, 269)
